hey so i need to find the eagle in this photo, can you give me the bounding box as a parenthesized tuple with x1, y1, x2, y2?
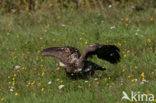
(41, 43, 120, 76)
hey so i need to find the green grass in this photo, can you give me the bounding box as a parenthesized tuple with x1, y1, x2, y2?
(0, 8, 156, 103)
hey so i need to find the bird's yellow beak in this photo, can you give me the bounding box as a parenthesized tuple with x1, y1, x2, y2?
(59, 62, 66, 67)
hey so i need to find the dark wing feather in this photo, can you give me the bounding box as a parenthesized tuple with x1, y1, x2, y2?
(41, 46, 80, 64)
(85, 44, 120, 64)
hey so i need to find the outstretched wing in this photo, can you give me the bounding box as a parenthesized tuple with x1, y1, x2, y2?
(41, 46, 80, 64)
(85, 44, 120, 64)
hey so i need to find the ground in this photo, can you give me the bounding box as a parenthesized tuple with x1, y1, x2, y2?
(0, 6, 156, 103)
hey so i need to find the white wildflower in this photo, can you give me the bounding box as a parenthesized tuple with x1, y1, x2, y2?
(78, 85, 82, 88)
(77, 68, 82, 72)
(85, 80, 88, 83)
(15, 66, 21, 69)
(143, 79, 148, 82)
(61, 24, 65, 27)
(110, 26, 115, 29)
(140, 82, 144, 85)
(48, 81, 52, 85)
(58, 85, 64, 89)
(108, 5, 112, 8)
(135, 32, 138, 35)
(10, 88, 13, 92)
(101, 20, 104, 23)
(136, 29, 140, 32)
(94, 78, 98, 81)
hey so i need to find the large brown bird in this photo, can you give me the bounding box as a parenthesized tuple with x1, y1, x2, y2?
(41, 43, 120, 76)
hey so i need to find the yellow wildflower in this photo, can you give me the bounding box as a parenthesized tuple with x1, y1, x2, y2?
(40, 64, 43, 67)
(122, 68, 126, 72)
(82, 32, 85, 35)
(47, 24, 50, 27)
(60, 80, 63, 83)
(14, 74, 16, 77)
(38, 82, 41, 86)
(125, 18, 129, 21)
(134, 66, 138, 69)
(147, 93, 150, 96)
(1, 98, 4, 102)
(15, 92, 18, 96)
(28, 12, 31, 15)
(52, 38, 55, 41)
(85, 40, 88, 45)
(37, 73, 40, 76)
(117, 42, 121, 47)
(112, 82, 115, 85)
(41, 88, 44, 92)
(150, 17, 154, 21)
(141, 72, 144, 78)
(37, 50, 41, 54)
(40, 37, 43, 40)
(12, 81, 15, 86)
(41, 72, 45, 76)
(131, 79, 137, 83)
(12, 78, 15, 81)
(125, 24, 128, 26)
(16, 35, 19, 38)
(56, 78, 60, 81)
(9, 82, 11, 85)
(88, 84, 91, 87)
(57, 16, 61, 19)
(79, 37, 82, 40)
(56, 67, 60, 71)
(44, 30, 47, 32)
(123, 54, 127, 58)
(69, 21, 72, 25)
(8, 23, 11, 26)
(31, 81, 36, 85)
(96, 82, 99, 85)
(147, 38, 151, 43)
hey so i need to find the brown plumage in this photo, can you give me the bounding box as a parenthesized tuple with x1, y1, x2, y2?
(41, 43, 120, 75)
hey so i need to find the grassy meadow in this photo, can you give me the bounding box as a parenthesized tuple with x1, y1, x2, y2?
(0, 2, 156, 103)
